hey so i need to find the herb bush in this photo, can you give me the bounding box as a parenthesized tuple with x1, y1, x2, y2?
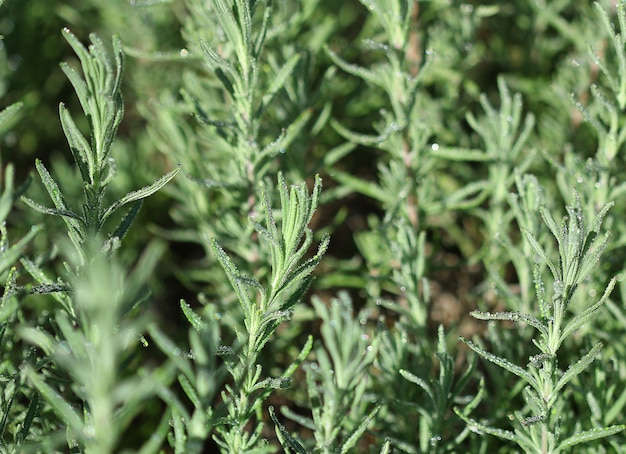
(2, 0, 626, 452)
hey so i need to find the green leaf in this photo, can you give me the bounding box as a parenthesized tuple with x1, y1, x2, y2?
(470, 310, 548, 338)
(33, 159, 82, 228)
(25, 366, 84, 437)
(332, 170, 387, 202)
(284, 335, 314, 378)
(0, 164, 16, 224)
(560, 277, 617, 345)
(454, 408, 518, 442)
(200, 40, 235, 74)
(551, 342, 603, 404)
(339, 404, 381, 454)
(0, 225, 41, 276)
(330, 118, 390, 146)
(17, 390, 39, 446)
(461, 338, 540, 392)
(170, 406, 187, 454)
(430, 146, 491, 162)
(210, 237, 254, 319)
(269, 406, 309, 454)
(110, 200, 142, 244)
(59, 62, 90, 121)
(101, 165, 180, 223)
(258, 53, 301, 116)
(178, 374, 201, 409)
(59, 102, 93, 183)
(0, 102, 22, 133)
(148, 324, 194, 384)
(180, 299, 203, 333)
(325, 45, 378, 85)
(522, 227, 559, 280)
(557, 424, 625, 449)
(400, 369, 434, 402)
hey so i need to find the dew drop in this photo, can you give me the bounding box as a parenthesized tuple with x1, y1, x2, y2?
(57, 341, 72, 356)
(83, 425, 95, 439)
(430, 435, 442, 446)
(180, 48, 189, 57)
(431, 143, 439, 151)
(173, 348, 182, 357)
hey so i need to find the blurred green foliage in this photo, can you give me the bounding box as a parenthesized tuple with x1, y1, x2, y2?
(2, 0, 626, 452)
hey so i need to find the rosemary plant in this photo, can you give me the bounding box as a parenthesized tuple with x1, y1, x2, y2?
(458, 194, 625, 452)
(15, 29, 177, 453)
(2, 0, 626, 451)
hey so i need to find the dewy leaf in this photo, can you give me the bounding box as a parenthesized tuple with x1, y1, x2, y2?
(20, 196, 79, 221)
(269, 406, 309, 454)
(210, 237, 253, 319)
(180, 299, 203, 333)
(0, 102, 22, 130)
(430, 146, 491, 162)
(200, 41, 235, 74)
(551, 342, 602, 403)
(453, 408, 518, 442)
(339, 404, 381, 454)
(101, 165, 180, 223)
(560, 276, 617, 345)
(470, 310, 548, 338)
(212, 0, 245, 67)
(557, 424, 626, 449)
(461, 338, 540, 391)
(400, 369, 434, 401)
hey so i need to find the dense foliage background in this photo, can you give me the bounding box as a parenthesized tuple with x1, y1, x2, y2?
(2, 0, 626, 452)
